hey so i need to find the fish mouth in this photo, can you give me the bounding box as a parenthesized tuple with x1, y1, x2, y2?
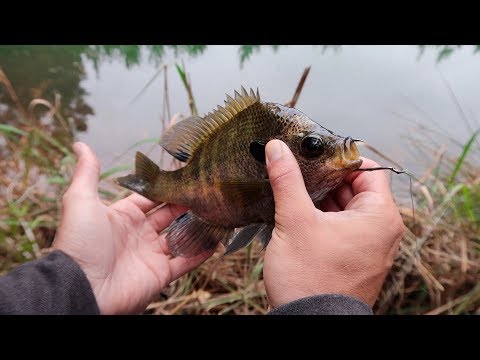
(331, 137, 362, 169)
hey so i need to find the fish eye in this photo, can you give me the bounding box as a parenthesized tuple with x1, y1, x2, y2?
(301, 136, 325, 158)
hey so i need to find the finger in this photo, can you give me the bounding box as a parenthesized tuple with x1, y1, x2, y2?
(334, 182, 355, 209)
(265, 140, 316, 227)
(122, 193, 158, 213)
(147, 203, 189, 233)
(343, 157, 391, 195)
(168, 249, 214, 281)
(69, 142, 100, 198)
(318, 193, 342, 212)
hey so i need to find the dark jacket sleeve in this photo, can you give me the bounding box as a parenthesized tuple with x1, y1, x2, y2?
(267, 294, 373, 315)
(0, 250, 100, 315)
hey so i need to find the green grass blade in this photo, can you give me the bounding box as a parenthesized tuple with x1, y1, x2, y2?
(33, 128, 71, 156)
(125, 137, 160, 152)
(245, 260, 264, 288)
(100, 164, 132, 180)
(47, 176, 68, 185)
(175, 62, 197, 115)
(110, 137, 159, 164)
(448, 128, 480, 188)
(0, 124, 28, 137)
(461, 185, 476, 222)
(175, 63, 188, 89)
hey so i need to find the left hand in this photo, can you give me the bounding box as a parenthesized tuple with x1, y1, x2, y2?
(53, 142, 213, 314)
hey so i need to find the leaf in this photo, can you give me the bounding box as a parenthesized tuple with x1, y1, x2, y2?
(238, 45, 260, 66)
(437, 46, 454, 62)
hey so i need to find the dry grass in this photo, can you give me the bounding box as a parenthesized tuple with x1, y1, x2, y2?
(1, 65, 480, 315)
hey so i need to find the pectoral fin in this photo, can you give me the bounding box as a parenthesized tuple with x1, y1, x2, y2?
(166, 211, 234, 258)
(219, 179, 271, 207)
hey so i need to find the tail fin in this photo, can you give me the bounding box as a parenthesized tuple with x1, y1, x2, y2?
(116, 152, 161, 199)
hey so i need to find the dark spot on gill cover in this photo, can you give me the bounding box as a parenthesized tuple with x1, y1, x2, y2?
(250, 140, 266, 164)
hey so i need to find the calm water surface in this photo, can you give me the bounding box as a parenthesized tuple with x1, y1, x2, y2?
(1, 45, 479, 199)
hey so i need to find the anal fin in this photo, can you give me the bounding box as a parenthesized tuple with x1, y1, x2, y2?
(166, 211, 234, 258)
(224, 223, 274, 255)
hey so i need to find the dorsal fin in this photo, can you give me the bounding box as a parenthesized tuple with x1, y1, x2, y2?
(160, 86, 260, 162)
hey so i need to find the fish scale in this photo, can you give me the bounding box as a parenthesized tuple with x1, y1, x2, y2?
(116, 87, 363, 258)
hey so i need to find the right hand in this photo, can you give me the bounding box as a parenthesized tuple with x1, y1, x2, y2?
(263, 140, 404, 309)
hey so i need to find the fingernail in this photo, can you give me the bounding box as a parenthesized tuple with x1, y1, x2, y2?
(266, 140, 283, 165)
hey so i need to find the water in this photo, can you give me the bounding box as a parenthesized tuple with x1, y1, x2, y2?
(1, 45, 479, 187)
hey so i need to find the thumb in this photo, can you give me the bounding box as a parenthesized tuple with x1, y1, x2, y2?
(68, 142, 100, 197)
(265, 140, 315, 227)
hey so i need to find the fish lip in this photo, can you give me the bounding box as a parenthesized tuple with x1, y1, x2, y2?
(330, 137, 362, 169)
(329, 156, 362, 170)
(347, 158, 363, 169)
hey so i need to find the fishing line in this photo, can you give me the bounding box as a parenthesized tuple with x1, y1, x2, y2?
(355, 166, 415, 230)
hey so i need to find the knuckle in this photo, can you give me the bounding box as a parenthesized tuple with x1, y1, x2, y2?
(275, 208, 316, 240)
(270, 166, 299, 189)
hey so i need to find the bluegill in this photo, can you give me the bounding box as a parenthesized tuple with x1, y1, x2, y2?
(116, 87, 362, 257)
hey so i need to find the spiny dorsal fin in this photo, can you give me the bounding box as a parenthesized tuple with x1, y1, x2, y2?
(160, 86, 260, 162)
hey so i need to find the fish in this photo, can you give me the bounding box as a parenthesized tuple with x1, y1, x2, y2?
(116, 87, 362, 258)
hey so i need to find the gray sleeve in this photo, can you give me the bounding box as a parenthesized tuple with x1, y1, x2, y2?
(267, 294, 373, 315)
(0, 250, 100, 315)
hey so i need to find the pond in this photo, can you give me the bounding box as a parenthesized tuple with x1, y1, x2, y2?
(1, 45, 479, 198)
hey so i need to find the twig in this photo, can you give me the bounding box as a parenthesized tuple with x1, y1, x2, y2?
(129, 67, 164, 105)
(286, 66, 311, 108)
(438, 69, 476, 134)
(357, 142, 405, 171)
(185, 67, 197, 115)
(163, 64, 171, 122)
(425, 295, 466, 315)
(418, 144, 447, 183)
(0, 66, 28, 120)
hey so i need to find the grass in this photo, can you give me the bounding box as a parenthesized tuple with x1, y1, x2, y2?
(1, 64, 480, 314)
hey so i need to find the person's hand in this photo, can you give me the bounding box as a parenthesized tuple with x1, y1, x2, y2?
(263, 140, 404, 308)
(52, 142, 212, 315)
